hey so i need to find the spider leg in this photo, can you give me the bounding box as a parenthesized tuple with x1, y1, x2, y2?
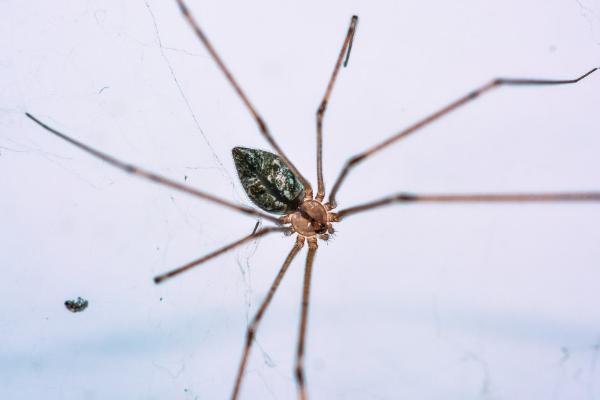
(295, 237, 318, 400)
(327, 67, 599, 209)
(25, 113, 281, 224)
(154, 226, 289, 284)
(334, 191, 600, 220)
(231, 235, 305, 400)
(173, 0, 313, 198)
(315, 15, 358, 202)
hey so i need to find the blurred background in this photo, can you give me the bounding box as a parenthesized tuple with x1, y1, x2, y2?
(1, 0, 600, 399)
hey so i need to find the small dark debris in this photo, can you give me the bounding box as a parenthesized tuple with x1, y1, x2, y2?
(65, 297, 89, 313)
(184, 175, 188, 181)
(251, 220, 260, 235)
(159, 297, 163, 302)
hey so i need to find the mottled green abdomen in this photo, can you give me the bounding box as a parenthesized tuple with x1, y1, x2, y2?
(232, 147, 305, 214)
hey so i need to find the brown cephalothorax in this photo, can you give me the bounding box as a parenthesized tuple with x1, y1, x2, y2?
(288, 200, 333, 237)
(25, 1, 599, 399)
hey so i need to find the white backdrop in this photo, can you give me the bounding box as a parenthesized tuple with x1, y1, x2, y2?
(2, 1, 600, 399)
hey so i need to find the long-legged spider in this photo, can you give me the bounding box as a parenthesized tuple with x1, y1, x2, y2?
(25, 1, 599, 398)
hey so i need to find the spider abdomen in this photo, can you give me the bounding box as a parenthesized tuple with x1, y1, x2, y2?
(232, 147, 305, 214)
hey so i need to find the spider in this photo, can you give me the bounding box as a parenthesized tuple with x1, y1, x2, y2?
(25, 1, 599, 398)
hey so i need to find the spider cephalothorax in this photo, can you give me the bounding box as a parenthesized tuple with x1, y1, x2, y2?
(287, 199, 333, 238)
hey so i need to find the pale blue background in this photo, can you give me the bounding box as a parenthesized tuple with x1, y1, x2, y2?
(1, 0, 600, 399)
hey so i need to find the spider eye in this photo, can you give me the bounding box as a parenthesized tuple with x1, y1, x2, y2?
(232, 147, 305, 214)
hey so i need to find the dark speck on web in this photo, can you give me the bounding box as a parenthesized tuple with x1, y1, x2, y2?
(64, 297, 89, 313)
